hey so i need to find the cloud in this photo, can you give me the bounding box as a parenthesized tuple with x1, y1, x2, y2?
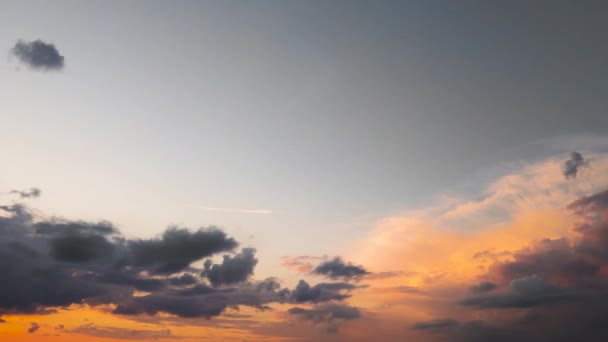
(128, 227, 238, 274)
(288, 304, 360, 333)
(312, 257, 369, 280)
(28, 322, 40, 333)
(415, 187, 608, 341)
(470, 282, 497, 294)
(202, 248, 258, 286)
(11, 40, 64, 70)
(412, 319, 459, 333)
(563, 152, 589, 179)
(9, 188, 41, 199)
(461, 276, 583, 308)
(291, 280, 358, 303)
(168, 273, 197, 286)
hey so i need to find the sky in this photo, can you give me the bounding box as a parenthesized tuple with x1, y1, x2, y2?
(1, 1, 608, 341)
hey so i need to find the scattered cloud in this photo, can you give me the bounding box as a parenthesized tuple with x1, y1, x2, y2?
(563, 152, 589, 179)
(202, 248, 258, 286)
(28, 322, 40, 333)
(291, 280, 358, 303)
(11, 40, 64, 70)
(9, 188, 41, 199)
(312, 257, 369, 281)
(128, 227, 238, 274)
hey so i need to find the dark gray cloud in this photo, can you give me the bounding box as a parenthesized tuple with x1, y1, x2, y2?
(113, 293, 229, 318)
(12, 40, 64, 70)
(563, 152, 588, 179)
(114, 278, 290, 318)
(202, 248, 258, 286)
(470, 281, 497, 294)
(567, 188, 608, 214)
(0, 197, 257, 317)
(9, 188, 41, 199)
(288, 304, 360, 333)
(128, 227, 238, 274)
(291, 280, 357, 303)
(0, 212, 107, 312)
(0, 189, 367, 327)
(412, 319, 459, 333)
(28, 322, 40, 333)
(312, 257, 369, 280)
(461, 275, 583, 309)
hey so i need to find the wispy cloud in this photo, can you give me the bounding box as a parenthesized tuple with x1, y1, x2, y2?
(193, 206, 273, 214)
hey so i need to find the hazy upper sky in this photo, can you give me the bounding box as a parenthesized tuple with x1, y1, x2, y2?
(2, 2, 608, 341)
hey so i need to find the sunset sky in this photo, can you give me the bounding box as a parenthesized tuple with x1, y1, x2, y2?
(2, 1, 608, 341)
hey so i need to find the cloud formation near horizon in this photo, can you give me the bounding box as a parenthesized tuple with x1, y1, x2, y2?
(0, 191, 365, 335)
(11, 40, 64, 70)
(413, 188, 608, 341)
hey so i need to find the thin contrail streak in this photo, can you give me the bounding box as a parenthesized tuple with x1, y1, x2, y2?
(193, 206, 273, 214)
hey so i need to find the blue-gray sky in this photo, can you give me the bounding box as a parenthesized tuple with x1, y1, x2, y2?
(1, 0, 608, 280)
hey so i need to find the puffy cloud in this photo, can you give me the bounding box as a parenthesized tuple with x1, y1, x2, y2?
(202, 248, 258, 286)
(563, 152, 588, 179)
(11, 40, 64, 70)
(312, 257, 369, 280)
(128, 227, 238, 274)
(291, 280, 358, 303)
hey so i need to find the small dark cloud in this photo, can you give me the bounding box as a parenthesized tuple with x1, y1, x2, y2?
(55, 325, 64, 330)
(291, 280, 357, 303)
(129, 227, 238, 274)
(9, 188, 41, 199)
(288, 304, 360, 333)
(202, 248, 258, 286)
(470, 282, 497, 294)
(28, 322, 40, 333)
(312, 257, 369, 280)
(12, 40, 64, 70)
(563, 152, 588, 179)
(412, 319, 459, 333)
